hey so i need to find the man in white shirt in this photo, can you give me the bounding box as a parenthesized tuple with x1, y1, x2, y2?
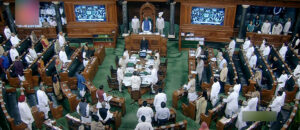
(137, 101, 154, 123)
(268, 90, 285, 127)
(223, 86, 239, 117)
(246, 43, 254, 60)
(184, 75, 198, 102)
(262, 43, 271, 61)
(28, 46, 38, 59)
(37, 85, 50, 119)
(247, 91, 259, 112)
(249, 53, 257, 69)
(220, 63, 228, 93)
(272, 22, 283, 35)
(25, 53, 34, 64)
(195, 44, 202, 58)
(155, 102, 170, 126)
(4, 26, 11, 40)
(227, 37, 236, 57)
(196, 58, 204, 84)
(131, 16, 140, 34)
(149, 66, 158, 93)
(243, 37, 251, 51)
(59, 48, 71, 64)
(276, 70, 289, 95)
(117, 67, 124, 92)
(58, 32, 66, 47)
(279, 43, 288, 61)
(123, 49, 129, 62)
(156, 12, 165, 35)
(261, 20, 271, 34)
(18, 95, 34, 130)
(154, 88, 167, 111)
(131, 72, 141, 91)
(135, 116, 153, 130)
(210, 78, 221, 107)
(119, 56, 128, 68)
(283, 18, 291, 35)
(235, 101, 249, 130)
(260, 39, 267, 52)
(83, 58, 89, 67)
(293, 61, 300, 79)
(218, 56, 227, 70)
(76, 97, 91, 123)
(49, 17, 57, 26)
(9, 46, 19, 62)
(10, 33, 21, 47)
(153, 56, 160, 71)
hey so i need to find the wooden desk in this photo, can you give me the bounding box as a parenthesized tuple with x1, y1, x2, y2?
(188, 49, 196, 78)
(172, 88, 186, 109)
(60, 82, 80, 112)
(109, 96, 126, 116)
(17, 27, 57, 39)
(246, 32, 291, 48)
(124, 34, 167, 57)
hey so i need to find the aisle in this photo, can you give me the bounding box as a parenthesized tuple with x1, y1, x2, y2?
(91, 39, 201, 129)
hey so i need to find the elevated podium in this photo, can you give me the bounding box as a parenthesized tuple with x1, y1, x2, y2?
(124, 34, 167, 57)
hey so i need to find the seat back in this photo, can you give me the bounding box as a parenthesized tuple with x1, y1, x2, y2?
(131, 90, 141, 101)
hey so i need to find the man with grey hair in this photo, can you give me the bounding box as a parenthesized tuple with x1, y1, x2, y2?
(36, 83, 50, 119)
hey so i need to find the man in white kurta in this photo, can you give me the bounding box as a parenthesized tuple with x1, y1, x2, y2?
(83, 58, 89, 67)
(18, 95, 34, 130)
(272, 23, 283, 35)
(25, 53, 34, 64)
(259, 39, 267, 52)
(293, 62, 300, 79)
(119, 56, 128, 68)
(283, 18, 291, 35)
(262, 44, 271, 60)
(123, 49, 129, 62)
(228, 38, 236, 57)
(59, 48, 71, 64)
(195, 44, 202, 58)
(135, 116, 153, 130)
(154, 88, 167, 111)
(10, 33, 21, 47)
(153, 56, 160, 71)
(246, 44, 254, 60)
(218, 56, 227, 70)
(4, 26, 11, 40)
(58, 32, 66, 47)
(235, 101, 249, 130)
(184, 75, 198, 102)
(261, 20, 271, 34)
(279, 43, 288, 60)
(150, 66, 158, 93)
(242, 37, 251, 51)
(37, 86, 50, 119)
(131, 16, 140, 34)
(28, 46, 38, 59)
(268, 90, 285, 127)
(249, 53, 257, 69)
(117, 67, 124, 92)
(131, 73, 141, 91)
(210, 78, 221, 107)
(276, 71, 288, 95)
(9, 46, 19, 61)
(247, 91, 259, 112)
(223, 86, 239, 117)
(196, 58, 204, 84)
(137, 101, 154, 123)
(156, 12, 165, 35)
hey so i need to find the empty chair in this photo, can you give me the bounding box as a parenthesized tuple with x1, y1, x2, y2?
(130, 90, 141, 104)
(110, 65, 117, 79)
(107, 75, 118, 91)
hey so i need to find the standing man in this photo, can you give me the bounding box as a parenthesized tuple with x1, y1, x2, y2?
(155, 102, 170, 126)
(9, 46, 19, 62)
(14, 56, 25, 82)
(196, 58, 204, 85)
(249, 53, 257, 69)
(195, 44, 202, 58)
(140, 37, 149, 50)
(227, 37, 236, 57)
(131, 16, 140, 34)
(117, 67, 124, 92)
(76, 71, 87, 98)
(10, 33, 21, 47)
(131, 71, 141, 91)
(149, 65, 158, 94)
(283, 18, 291, 35)
(28, 46, 38, 59)
(59, 48, 71, 64)
(184, 75, 198, 102)
(156, 12, 165, 35)
(76, 97, 91, 123)
(220, 63, 228, 93)
(58, 32, 66, 48)
(142, 17, 152, 32)
(272, 22, 283, 35)
(37, 85, 50, 119)
(4, 26, 11, 40)
(279, 43, 288, 61)
(223, 87, 239, 117)
(18, 95, 34, 130)
(137, 101, 154, 123)
(261, 20, 271, 34)
(153, 88, 167, 111)
(135, 116, 153, 130)
(210, 78, 221, 107)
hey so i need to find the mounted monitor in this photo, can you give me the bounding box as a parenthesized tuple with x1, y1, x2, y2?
(191, 7, 225, 25)
(74, 5, 106, 22)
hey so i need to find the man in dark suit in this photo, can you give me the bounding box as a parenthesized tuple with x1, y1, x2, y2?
(140, 37, 149, 50)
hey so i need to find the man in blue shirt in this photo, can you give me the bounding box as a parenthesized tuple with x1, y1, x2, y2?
(76, 71, 87, 98)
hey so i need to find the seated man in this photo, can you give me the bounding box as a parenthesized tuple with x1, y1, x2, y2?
(155, 102, 170, 126)
(10, 33, 21, 47)
(135, 116, 153, 130)
(13, 56, 25, 81)
(76, 97, 91, 123)
(18, 94, 35, 130)
(59, 48, 71, 64)
(97, 102, 113, 125)
(131, 71, 141, 91)
(154, 88, 167, 111)
(140, 37, 149, 50)
(183, 75, 198, 102)
(137, 101, 154, 123)
(76, 71, 87, 98)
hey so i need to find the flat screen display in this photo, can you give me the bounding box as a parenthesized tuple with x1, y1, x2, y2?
(74, 5, 106, 22)
(191, 7, 225, 25)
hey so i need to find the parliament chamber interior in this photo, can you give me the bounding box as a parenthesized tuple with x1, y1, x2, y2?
(0, 0, 300, 130)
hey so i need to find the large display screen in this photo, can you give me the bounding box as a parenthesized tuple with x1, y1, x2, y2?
(191, 7, 225, 25)
(74, 5, 106, 22)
